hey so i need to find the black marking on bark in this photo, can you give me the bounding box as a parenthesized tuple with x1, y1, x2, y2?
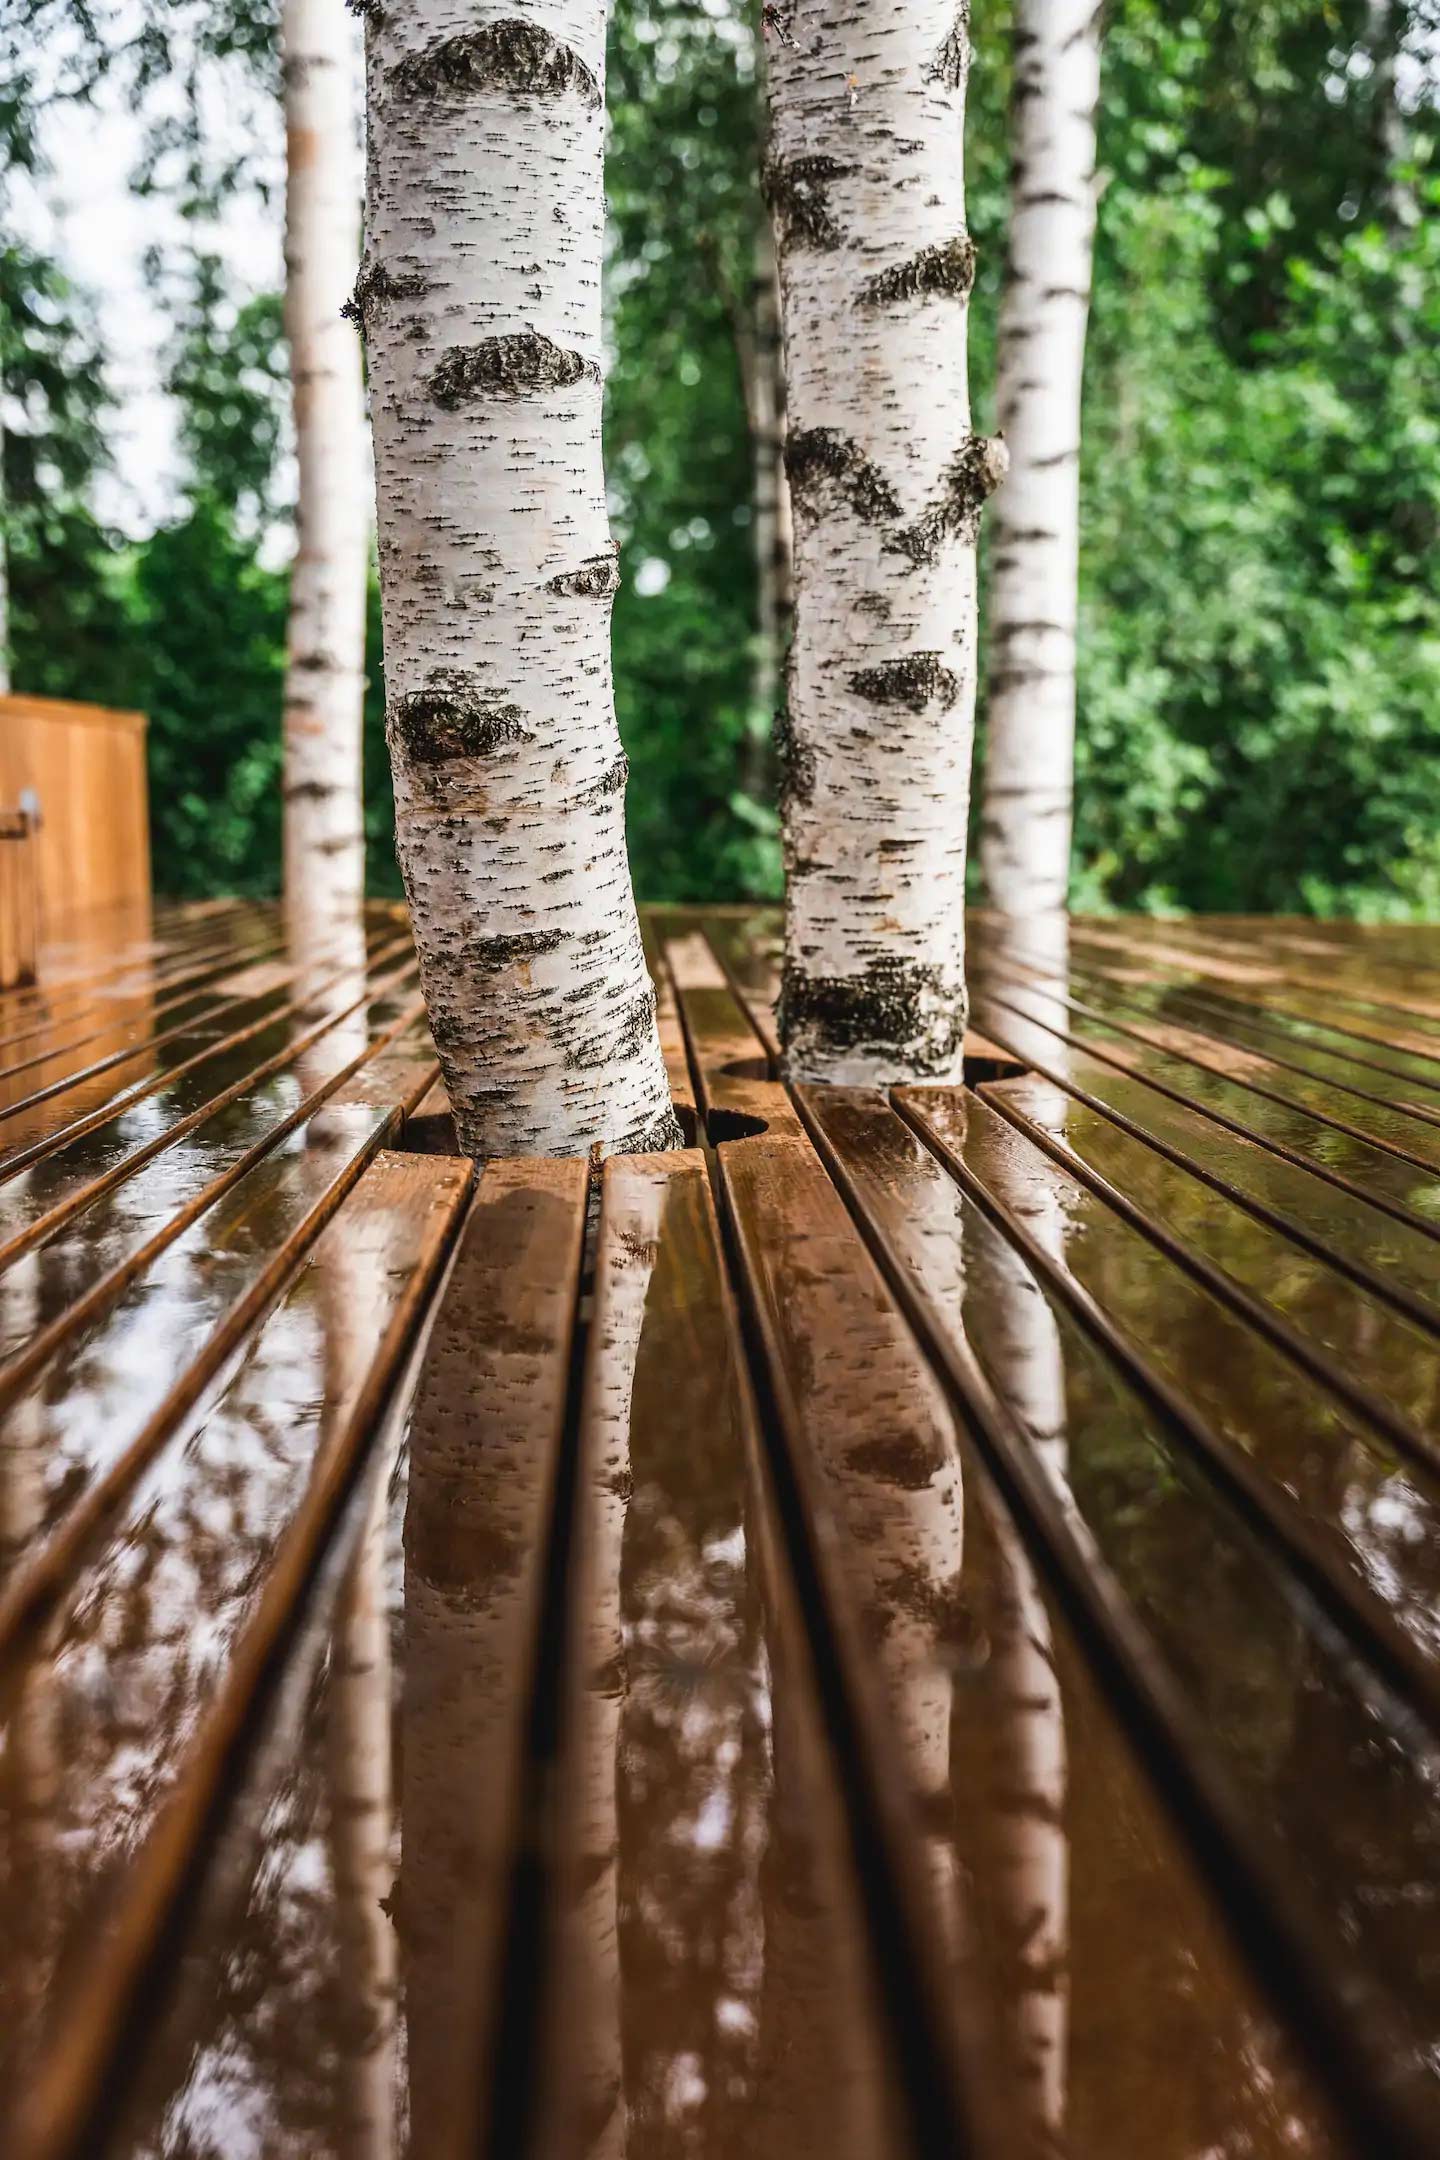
(344, 257, 430, 328)
(888, 432, 1009, 566)
(576, 754, 629, 807)
(461, 928, 565, 972)
(781, 955, 964, 1071)
(849, 653, 959, 713)
(613, 987, 659, 1063)
(428, 333, 599, 409)
(764, 153, 855, 252)
(613, 1106, 685, 1157)
(547, 550, 620, 599)
(388, 684, 532, 764)
(774, 700, 815, 809)
(785, 428, 901, 527)
(927, 7, 971, 89)
(390, 22, 600, 107)
(285, 780, 338, 803)
(860, 236, 976, 308)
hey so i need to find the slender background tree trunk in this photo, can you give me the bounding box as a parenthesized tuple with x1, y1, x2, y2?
(358, 2, 678, 1159)
(766, 0, 1003, 1084)
(979, 0, 1101, 922)
(1367, 0, 1416, 228)
(281, 0, 369, 942)
(735, 211, 793, 805)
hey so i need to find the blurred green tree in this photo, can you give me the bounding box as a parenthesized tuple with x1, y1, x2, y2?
(3, 0, 1439, 916)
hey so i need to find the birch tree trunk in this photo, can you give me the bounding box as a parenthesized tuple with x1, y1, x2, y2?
(978, 0, 1101, 921)
(766, 0, 1004, 1085)
(1367, 0, 1416, 229)
(282, 0, 369, 939)
(737, 211, 793, 803)
(357, 2, 678, 1159)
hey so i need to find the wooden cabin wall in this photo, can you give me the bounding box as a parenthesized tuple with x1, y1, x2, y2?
(0, 695, 151, 934)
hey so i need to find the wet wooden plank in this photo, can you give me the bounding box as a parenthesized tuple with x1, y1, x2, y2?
(0, 928, 414, 1192)
(805, 1083, 1440, 2155)
(0, 921, 290, 1071)
(2, 1149, 471, 2160)
(1017, 944, 1440, 1124)
(1069, 918, 1440, 1055)
(811, 1093, 1356, 2158)
(666, 966, 1016, 2157)
(702, 909, 783, 1062)
(896, 1089, 1440, 1706)
(0, 910, 398, 1113)
(665, 932, 794, 1141)
(1060, 932, 1440, 1094)
(0, 1031, 441, 1669)
(981, 1071, 1440, 1466)
(533, 1148, 915, 2160)
(393, 1157, 588, 2160)
(0, 964, 424, 1282)
(984, 972, 1440, 1219)
(972, 992, 1440, 1337)
(60, 1155, 586, 2160)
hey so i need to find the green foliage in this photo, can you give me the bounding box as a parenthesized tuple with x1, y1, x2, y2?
(606, 0, 780, 900)
(1066, 0, 1440, 914)
(126, 499, 285, 893)
(1, 236, 134, 702)
(5, 0, 1440, 915)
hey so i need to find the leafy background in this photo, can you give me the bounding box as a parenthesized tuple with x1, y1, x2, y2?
(3, 0, 1438, 914)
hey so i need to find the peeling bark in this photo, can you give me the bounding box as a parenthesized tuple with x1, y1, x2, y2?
(282, 0, 370, 946)
(979, 0, 1101, 922)
(360, 0, 678, 1158)
(766, 0, 1003, 1083)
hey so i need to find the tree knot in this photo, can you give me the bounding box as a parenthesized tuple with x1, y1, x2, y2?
(427, 334, 600, 409)
(390, 22, 601, 107)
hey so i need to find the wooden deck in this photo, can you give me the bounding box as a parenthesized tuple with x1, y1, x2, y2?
(1, 900, 1438, 2158)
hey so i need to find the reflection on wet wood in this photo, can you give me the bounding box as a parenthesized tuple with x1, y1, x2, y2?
(537, 1149, 912, 2160)
(4, 1148, 469, 2160)
(401, 1156, 587, 2160)
(798, 1085, 1346, 2160)
(975, 988, 1440, 1334)
(983, 1069, 1440, 1467)
(908, 1093, 1440, 1713)
(879, 1086, 1440, 2151)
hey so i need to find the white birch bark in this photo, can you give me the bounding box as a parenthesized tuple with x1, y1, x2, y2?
(1367, 0, 1416, 228)
(765, 0, 1004, 1084)
(738, 211, 793, 800)
(357, 2, 678, 1159)
(282, 0, 369, 938)
(978, 0, 1101, 921)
